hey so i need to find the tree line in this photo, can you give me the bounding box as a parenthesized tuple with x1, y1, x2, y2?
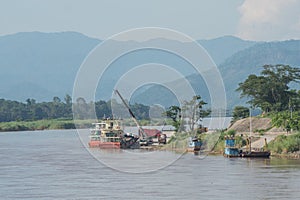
(0, 95, 150, 122)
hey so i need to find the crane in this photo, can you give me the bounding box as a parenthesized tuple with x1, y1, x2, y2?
(114, 90, 149, 143)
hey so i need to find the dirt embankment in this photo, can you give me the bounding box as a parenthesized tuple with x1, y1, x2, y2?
(226, 117, 299, 157)
(228, 117, 285, 135)
(227, 117, 287, 149)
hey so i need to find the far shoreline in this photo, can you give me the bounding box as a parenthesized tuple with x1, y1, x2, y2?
(0, 119, 93, 132)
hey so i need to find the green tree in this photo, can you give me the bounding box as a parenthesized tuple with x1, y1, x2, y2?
(237, 64, 300, 112)
(52, 96, 61, 103)
(95, 100, 111, 119)
(289, 90, 300, 112)
(164, 106, 182, 132)
(164, 95, 209, 132)
(64, 94, 72, 105)
(73, 97, 90, 119)
(26, 98, 36, 106)
(232, 106, 249, 121)
(182, 95, 209, 131)
(272, 111, 300, 134)
(62, 94, 72, 119)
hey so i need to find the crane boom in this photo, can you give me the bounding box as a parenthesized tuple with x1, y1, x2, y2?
(114, 90, 146, 138)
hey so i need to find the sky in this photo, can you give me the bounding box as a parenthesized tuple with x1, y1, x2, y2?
(0, 0, 299, 41)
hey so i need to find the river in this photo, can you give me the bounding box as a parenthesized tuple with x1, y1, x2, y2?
(0, 129, 300, 200)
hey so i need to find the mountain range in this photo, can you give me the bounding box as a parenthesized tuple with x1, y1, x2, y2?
(0, 32, 99, 101)
(0, 31, 299, 109)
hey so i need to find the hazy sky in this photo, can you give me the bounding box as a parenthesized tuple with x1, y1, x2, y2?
(0, 0, 299, 41)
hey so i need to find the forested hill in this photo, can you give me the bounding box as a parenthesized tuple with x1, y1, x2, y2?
(131, 40, 300, 108)
(0, 32, 254, 102)
(0, 32, 100, 101)
(1, 32, 299, 109)
(219, 40, 300, 107)
(198, 35, 255, 65)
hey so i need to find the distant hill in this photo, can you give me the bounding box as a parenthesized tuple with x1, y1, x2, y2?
(130, 73, 209, 107)
(220, 40, 300, 107)
(132, 40, 300, 108)
(2, 32, 299, 109)
(0, 31, 100, 101)
(198, 35, 256, 65)
(0, 32, 256, 103)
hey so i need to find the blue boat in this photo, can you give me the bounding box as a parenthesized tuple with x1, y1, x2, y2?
(187, 137, 202, 152)
(224, 136, 240, 157)
(224, 136, 270, 158)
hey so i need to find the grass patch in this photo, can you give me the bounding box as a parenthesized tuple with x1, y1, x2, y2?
(0, 119, 96, 132)
(268, 132, 300, 153)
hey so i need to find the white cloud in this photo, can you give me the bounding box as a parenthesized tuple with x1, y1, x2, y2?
(237, 0, 300, 41)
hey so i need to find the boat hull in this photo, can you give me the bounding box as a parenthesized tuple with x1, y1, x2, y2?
(89, 141, 121, 149)
(224, 147, 240, 157)
(241, 151, 270, 158)
(187, 147, 200, 152)
(89, 138, 139, 149)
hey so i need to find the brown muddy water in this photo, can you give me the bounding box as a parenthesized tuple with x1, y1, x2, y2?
(0, 129, 299, 199)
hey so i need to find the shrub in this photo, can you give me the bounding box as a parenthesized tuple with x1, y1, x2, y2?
(268, 132, 300, 153)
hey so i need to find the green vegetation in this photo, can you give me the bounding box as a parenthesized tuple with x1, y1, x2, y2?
(0, 96, 152, 123)
(254, 128, 270, 136)
(232, 106, 249, 121)
(164, 65, 300, 156)
(237, 64, 300, 113)
(233, 64, 300, 134)
(268, 132, 300, 154)
(211, 130, 247, 152)
(0, 93, 162, 131)
(233, 64, 300, 156)
(165, 129, 247, 153)
(163, 95, 210, 151)
(0, 96, 72, 122)
(0, 119, 96, 132)
(272, 111, 300, 134)
(167, 132, 190, 144)
(164, 132, 191, 151)
(163, 106, 182, 132)
(163, 95, 210, 132)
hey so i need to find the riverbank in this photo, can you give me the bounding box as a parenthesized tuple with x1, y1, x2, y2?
(0, 119, 94, 132)
(0, 118, 169, 132)
(2, 117, 300, 159)
(162, 117, 300, 159)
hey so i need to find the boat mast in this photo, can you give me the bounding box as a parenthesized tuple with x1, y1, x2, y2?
(249, 107, 252, 152)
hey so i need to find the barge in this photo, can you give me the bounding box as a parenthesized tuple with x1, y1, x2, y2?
(88, 119, 139, 149)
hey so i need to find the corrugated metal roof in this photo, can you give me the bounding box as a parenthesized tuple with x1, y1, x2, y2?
(143, 129, 162, 137)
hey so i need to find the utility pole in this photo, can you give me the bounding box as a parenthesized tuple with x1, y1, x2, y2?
(249, 107, 252, 137)
(249, 106, 252, 152)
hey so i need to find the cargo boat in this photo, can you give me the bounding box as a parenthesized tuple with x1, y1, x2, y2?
(224, 109, 270, 158)
(223, 136, 270, 158)
(88, 119, 139, 149)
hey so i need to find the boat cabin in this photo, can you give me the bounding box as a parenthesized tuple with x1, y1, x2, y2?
(224, 135, 240, 157)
